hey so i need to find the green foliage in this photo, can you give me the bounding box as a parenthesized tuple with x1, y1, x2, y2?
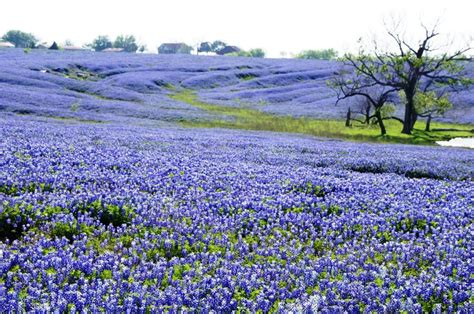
(374, 277, 384, 288)
(113, 35, 139, 52)
(296, 49, 338, 60)
(0, 202, 32, 240)
(172, 264, 191, 281)
(227, 48, 266, 58)
(248, 48, 265, 58)
(313, 239, 327, 256)
(211, 40, 226, 52)
(292, 182, 326, 197)
(198, 42, 212, 53)
(414, 91, 452, 116)
(160, 271, 170, 289)
(90, 35, 112, 52)
(380, 103, 396, 118)
(2, 30, 38, 48)
(99, 204, 134, 227)
(79, 200, 135, 227)
(50, 221, 93, 242)
(100, 270, 113, 280)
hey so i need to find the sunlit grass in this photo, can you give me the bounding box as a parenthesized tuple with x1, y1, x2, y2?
(171, 90, 473, 145)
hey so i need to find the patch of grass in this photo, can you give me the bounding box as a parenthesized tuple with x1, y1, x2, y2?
(78, 200, 135, 227)
(171, 90, 474, 145)
(48, 66, 103, 82)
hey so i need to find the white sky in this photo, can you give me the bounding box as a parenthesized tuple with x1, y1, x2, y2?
(0, 0, 472, 57)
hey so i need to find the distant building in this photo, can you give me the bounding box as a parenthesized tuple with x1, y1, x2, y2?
(63, 46, 90, 52)
(49, 42, 59, 50)
(36, 43, 49, 49)
(158, 43, 193, 54)
(216, 46, 241, 55)
(102, 48, 125, 53)
(0, 41, 15, 48)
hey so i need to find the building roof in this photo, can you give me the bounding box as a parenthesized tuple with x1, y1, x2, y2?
(159, 43, 188, 48)
(63, 46, 89, 51)
(0, 41, 15, 48)
(102, 48, 124, 52)
(158, 43, 192, 54)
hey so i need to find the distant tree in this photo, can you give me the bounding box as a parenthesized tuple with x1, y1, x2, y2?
(225, 49, 265, 58)
(138, 45, 147, 53)
(2, 30, 38, 48)
(211, 40, 226, 52)
(198, 42, 212, 54)
(297, 49, 338, 60)
(177, 44, 193, 54)
(114, 35, 139, 52)
(90, 35, 113, 52)
(64, 39, 74, 47)
(248, 48, 265, 58)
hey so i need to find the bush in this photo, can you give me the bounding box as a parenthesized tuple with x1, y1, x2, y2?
(296, 49, 338, 60)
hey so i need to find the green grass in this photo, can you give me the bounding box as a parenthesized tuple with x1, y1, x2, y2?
(171, 90, 474, 145)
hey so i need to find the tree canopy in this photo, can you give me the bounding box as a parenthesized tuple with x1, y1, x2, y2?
(2, 30, 38, 48)
(227, 48, 266, 58)
(197, 42, 212, 54)
(297, 49, 338, 60)
(114, 35, 139, 52)
(211, 40, 226, 53)
(90, 35, 113, 52)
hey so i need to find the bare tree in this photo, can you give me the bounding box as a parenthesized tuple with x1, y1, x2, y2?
(331, 71, 399, 135)
(341, 22, 472, 134)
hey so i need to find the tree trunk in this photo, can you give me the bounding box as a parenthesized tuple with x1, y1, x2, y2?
(365, 106, 371, 124)
(402, 91, 414, 134)
(410, 111, 418, 130)
(425, 115, 432, 132)
(345, 108, 351, 127)
(375, 110, 386, 135)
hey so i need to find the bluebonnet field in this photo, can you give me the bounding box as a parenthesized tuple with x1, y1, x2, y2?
(0, 49, 473, 312)
(1, 49, 474, 123)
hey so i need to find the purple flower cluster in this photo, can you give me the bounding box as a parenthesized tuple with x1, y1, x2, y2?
(0, 115, 472, 312)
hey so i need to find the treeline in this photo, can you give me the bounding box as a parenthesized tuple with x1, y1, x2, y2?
(1, 30, 340, 59)
(87, 35, 146, 52)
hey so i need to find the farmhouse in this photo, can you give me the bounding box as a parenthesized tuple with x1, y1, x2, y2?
(0, 41, 15, 48)
(158, 43, 192, 54)
(216, 45, 241, 55)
